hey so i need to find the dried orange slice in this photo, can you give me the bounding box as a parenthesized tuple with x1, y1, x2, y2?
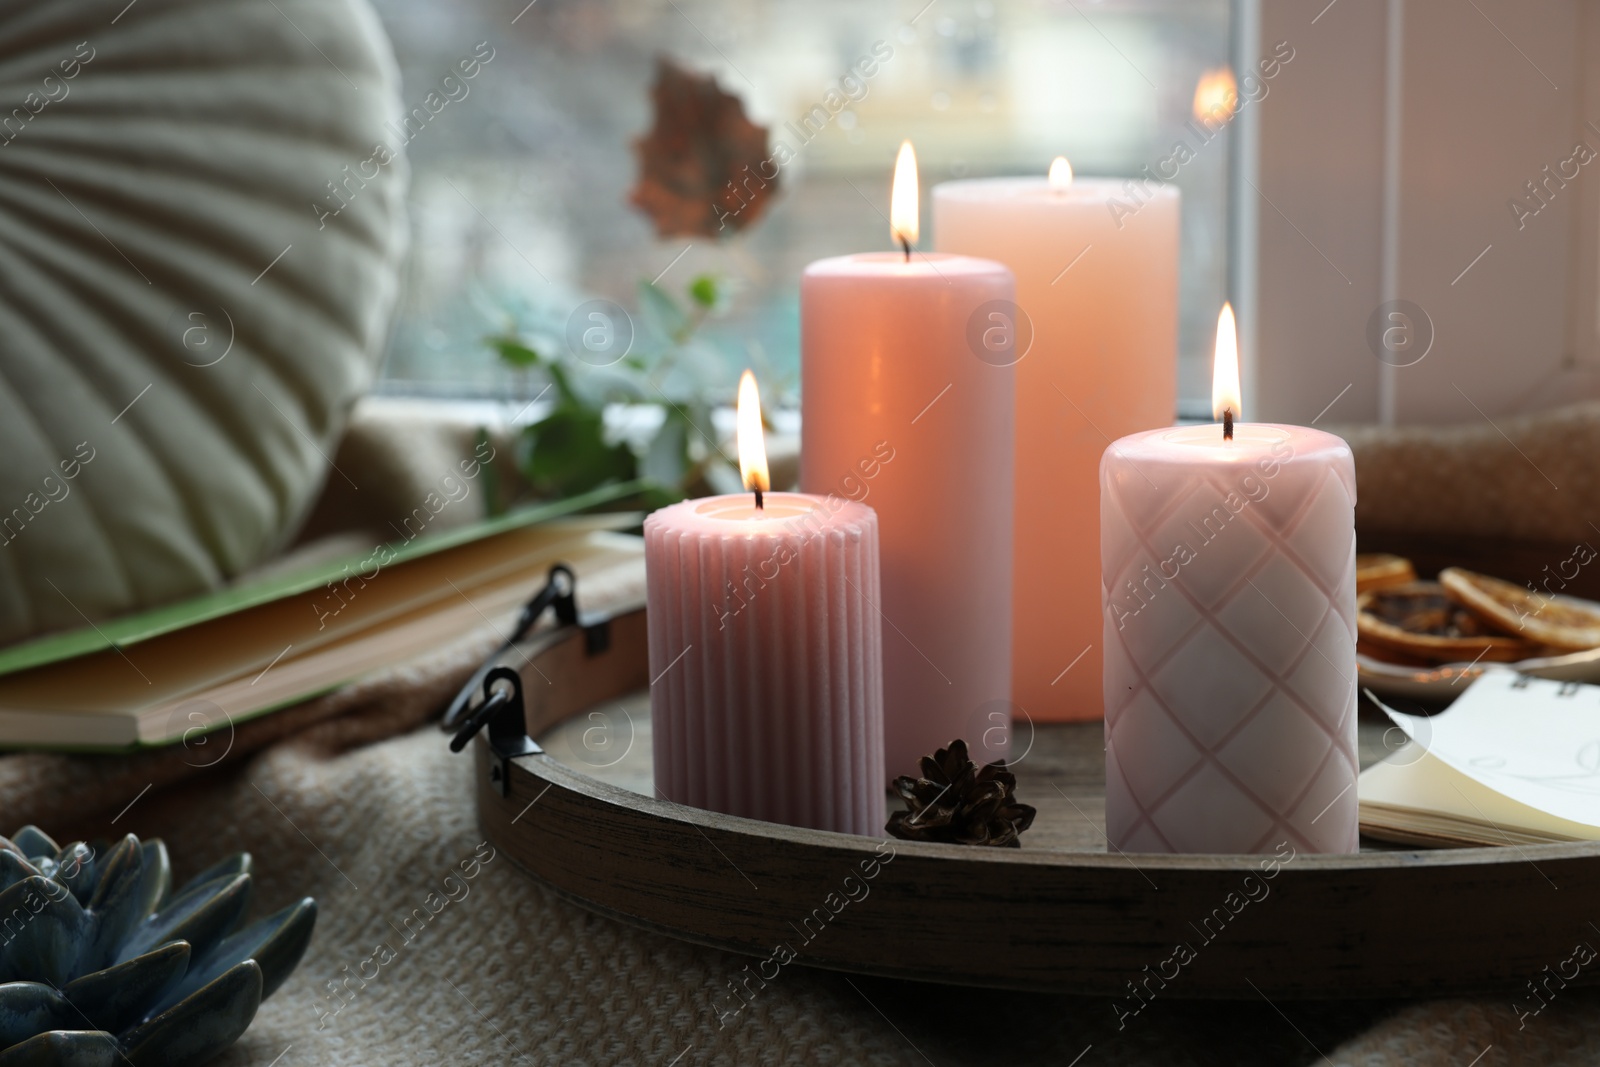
(1357, 582, 1538, 665)
(1439, 567, 1600, 652)
(1356, 637, 1432, 667)
(1356, 553, 1416, 594)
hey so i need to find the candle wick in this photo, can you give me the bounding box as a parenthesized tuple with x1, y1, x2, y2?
(899, 235, 911, 262)
(754, 487, 764, 511)
(1223, 409, 1234, 441)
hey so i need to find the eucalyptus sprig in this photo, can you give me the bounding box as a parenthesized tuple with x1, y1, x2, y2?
(485, 273, 740, 510)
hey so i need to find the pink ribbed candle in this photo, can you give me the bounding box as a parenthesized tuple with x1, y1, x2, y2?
(645, 492, 884, 835)
(1100, 424, 1359, 854)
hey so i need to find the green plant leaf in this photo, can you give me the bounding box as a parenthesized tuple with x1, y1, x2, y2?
(474, 426, 504, 518)
(633, 483, 685, 510)
(481, 273, 738, 506)
(542, 360, 581, 407)
(637, 280, 688, 342)
(519, 407, 637, 500)
(490, 337, 543, 368)
(688, 274, 719, 309)
(639, 411, 689, 489)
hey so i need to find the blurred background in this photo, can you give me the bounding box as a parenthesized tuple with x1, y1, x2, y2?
(367, 0, 1233, 414)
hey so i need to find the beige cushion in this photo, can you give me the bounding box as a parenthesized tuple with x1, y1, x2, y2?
(0, 0, 408, 643)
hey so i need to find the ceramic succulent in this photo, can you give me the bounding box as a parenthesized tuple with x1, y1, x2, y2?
(0, 826, 315, 1067)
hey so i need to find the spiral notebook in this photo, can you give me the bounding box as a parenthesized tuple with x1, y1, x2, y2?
(1359, 671, 1600, 846)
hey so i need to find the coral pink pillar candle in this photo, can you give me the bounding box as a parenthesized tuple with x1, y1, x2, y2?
(646, 373, 885, 836)
(934, 158, 1179, 725)
(801, 142, 1015, 782)
(1100, 308, 1358, 853)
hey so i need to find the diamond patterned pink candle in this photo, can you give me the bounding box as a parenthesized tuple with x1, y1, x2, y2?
(1107, 422, 1356, 857)
(1099, 422, 1359, 853)
(1107, 307, 1356, 851)
(1100, 308, 1358, 854)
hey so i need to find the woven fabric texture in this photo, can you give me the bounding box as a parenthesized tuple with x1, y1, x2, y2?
(6, 402, 1600, 1064)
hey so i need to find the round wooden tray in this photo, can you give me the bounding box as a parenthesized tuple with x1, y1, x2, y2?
(470, 606, 1600, 999)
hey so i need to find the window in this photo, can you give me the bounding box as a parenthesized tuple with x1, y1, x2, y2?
(370, 0, 1231, 412)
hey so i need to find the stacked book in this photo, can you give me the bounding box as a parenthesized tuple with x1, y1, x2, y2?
(0, 500, 642, 750)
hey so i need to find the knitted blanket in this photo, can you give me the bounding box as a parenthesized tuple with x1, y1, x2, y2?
(5, 567, 1596, 1065)
(7, 400, 1600, 1065)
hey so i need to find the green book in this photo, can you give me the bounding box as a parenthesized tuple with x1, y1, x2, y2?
(0, 480, 644, 677)
(0, 482, 648, 750)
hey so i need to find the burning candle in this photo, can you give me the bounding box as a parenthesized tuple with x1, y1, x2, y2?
(1100, 306, 1358, 854)
(645, 371, 885, 835)
(933, 156, 1180, 725)
(801, 142, 1016, 780)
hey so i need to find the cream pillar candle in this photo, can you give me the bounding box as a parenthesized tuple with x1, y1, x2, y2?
(934, 159, 1179, 725)
(646, 373, 885, 836)
(801, 142, 1016, 781)
(1100, 308, 1358, 854)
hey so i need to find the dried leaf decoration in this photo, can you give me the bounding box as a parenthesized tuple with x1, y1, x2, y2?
(630, 57, 776, 238)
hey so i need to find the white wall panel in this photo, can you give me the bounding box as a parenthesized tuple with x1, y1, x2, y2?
(1248, 0, 1600, 425)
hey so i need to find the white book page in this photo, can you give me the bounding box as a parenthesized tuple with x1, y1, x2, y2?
(1359, 744, 1595, 841)
(1376, 670, 1600, 831)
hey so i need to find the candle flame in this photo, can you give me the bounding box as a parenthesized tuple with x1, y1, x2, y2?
(890, 140, 919, 249)
(1212, 302, 1241, 425)
(1048, 156, 1073, 189)
(1193, 67, 1238, 125)
(736, 369, 770, 497)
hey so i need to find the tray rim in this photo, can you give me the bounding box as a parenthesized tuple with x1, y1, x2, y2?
(504, 747, 1600, 873)
(470, 602, 1600, 999)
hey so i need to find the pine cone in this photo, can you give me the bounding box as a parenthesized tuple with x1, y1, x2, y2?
(886, 739, 1037, 848)
(0, 825, 315, 1066)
